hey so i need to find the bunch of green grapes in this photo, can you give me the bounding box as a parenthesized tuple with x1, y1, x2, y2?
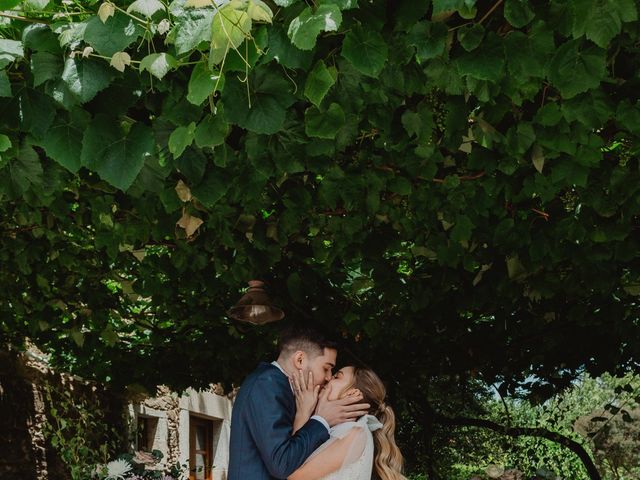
(560, 189, 578, 213)
(618, 138, 632, 168)
(425, 89, 448, 135)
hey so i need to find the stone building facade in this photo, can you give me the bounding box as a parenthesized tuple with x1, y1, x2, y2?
(0, 347, 234, 480)
(129, 385, 233, 480)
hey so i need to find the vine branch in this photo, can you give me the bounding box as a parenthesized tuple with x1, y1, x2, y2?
(432, 171, 486, 183)
(0, 12, 50, 23)
(478, 0, 504, 25)
(431, 410, 602, 480)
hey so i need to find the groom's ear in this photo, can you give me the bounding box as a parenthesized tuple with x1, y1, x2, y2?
(292, 351, 305, 369)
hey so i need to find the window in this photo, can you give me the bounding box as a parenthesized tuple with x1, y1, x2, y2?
(136, 416, 158, 452)
(189, 416, 213, 480)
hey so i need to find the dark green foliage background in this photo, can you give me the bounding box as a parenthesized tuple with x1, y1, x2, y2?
(1, 0, 639, 422)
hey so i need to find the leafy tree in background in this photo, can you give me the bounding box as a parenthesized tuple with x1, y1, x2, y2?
(404, 373, 640, 479)
(1, 0, 640, 477)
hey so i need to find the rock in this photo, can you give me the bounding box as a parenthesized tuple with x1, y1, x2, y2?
(486, 464, 505, 478)
(500, 469, 524, 480)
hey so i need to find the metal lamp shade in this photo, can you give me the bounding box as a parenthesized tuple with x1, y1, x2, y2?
(228, 280, 285, 325)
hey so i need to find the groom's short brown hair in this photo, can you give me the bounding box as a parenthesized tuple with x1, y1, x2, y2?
(278, 326, 338, 359)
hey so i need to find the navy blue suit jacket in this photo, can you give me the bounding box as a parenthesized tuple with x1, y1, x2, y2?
(228, 362, 329, 480)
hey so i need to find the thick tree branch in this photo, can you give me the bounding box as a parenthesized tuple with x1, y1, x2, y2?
(431, 411, 601, 480)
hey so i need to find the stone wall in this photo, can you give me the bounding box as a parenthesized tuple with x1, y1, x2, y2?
(0, 349, 72, 480)
(0, 347, 126, 480)
(0, 350, 41, 479)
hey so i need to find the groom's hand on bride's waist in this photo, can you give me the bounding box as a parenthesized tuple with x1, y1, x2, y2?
(314, 384, 370, 427)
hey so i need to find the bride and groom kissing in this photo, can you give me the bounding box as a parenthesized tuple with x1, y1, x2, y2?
(228, 327, 406, 480)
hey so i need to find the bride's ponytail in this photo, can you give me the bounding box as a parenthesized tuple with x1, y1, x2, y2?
(372, 403, 406, 480)
(350, 368, 407, 480)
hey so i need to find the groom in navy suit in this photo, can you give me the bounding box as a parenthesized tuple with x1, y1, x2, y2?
(228, 327, 369, 479)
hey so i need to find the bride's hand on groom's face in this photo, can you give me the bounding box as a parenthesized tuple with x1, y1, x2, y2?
(315, 385, 370, 427)
(291, 369, 320, 421)
(343, 388, 362, 398)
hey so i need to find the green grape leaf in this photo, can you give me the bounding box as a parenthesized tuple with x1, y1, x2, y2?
(174, 147, 207, 183)
(37, 110, 90, 173)
(504, 27, 554, 79)
(187, 62, 224, 105)
(210, 5, 252, 64)
(0, 39, 24, 69)
(504, 0, 535, 28)
(611, 0, 638, 21)
(127, 0, 165, 17)
(455, 33, 505, 82)
(304, 60, 336, 107)
(140, 53, 178, 80)
(192, 170, 229, 208)
(305, 103, 345, 139)
(169, 122, 197, 158)
(549, 40, 606, 98)
(17, 87, 56, 138)
(451, 215, 474, 242)
(61, 57, 115, 103)
(194, 113, 229, 148)
(458, 23, 485, 51)
(616, 101, 640, 134)
(571, 0, 636, 48)
(408, 21, 449, 62)
(551, 159, 589, 187)
(341, 26, 388, 77)
(388, 176, 412, 195)
(0, 135, 10, 152)
(25, 0, 50, 8)
(31, 52, 63, 87)
(172, 8, 215, 54)
(222, 67, 295, 134)
(432, 0, 476, 18)
(83, 12, 144, 56)
(247, 0, 273, 23)
(22, 24, 62, 54)
(264, 26, 313, 69)
(288, 5, 342, 51)
(81, 115, 154, 191)
(6, 144, 43, 194)
(0, 0, 21, 9)
(319, 0, 357, 8)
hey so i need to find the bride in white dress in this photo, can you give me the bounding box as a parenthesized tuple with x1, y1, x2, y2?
(287, 366, 407, 480)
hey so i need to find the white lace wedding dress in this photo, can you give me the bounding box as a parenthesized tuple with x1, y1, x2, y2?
(315, 414, 382, 480)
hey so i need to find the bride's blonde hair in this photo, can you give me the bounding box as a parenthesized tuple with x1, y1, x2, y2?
(345, 367, 407, 480)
